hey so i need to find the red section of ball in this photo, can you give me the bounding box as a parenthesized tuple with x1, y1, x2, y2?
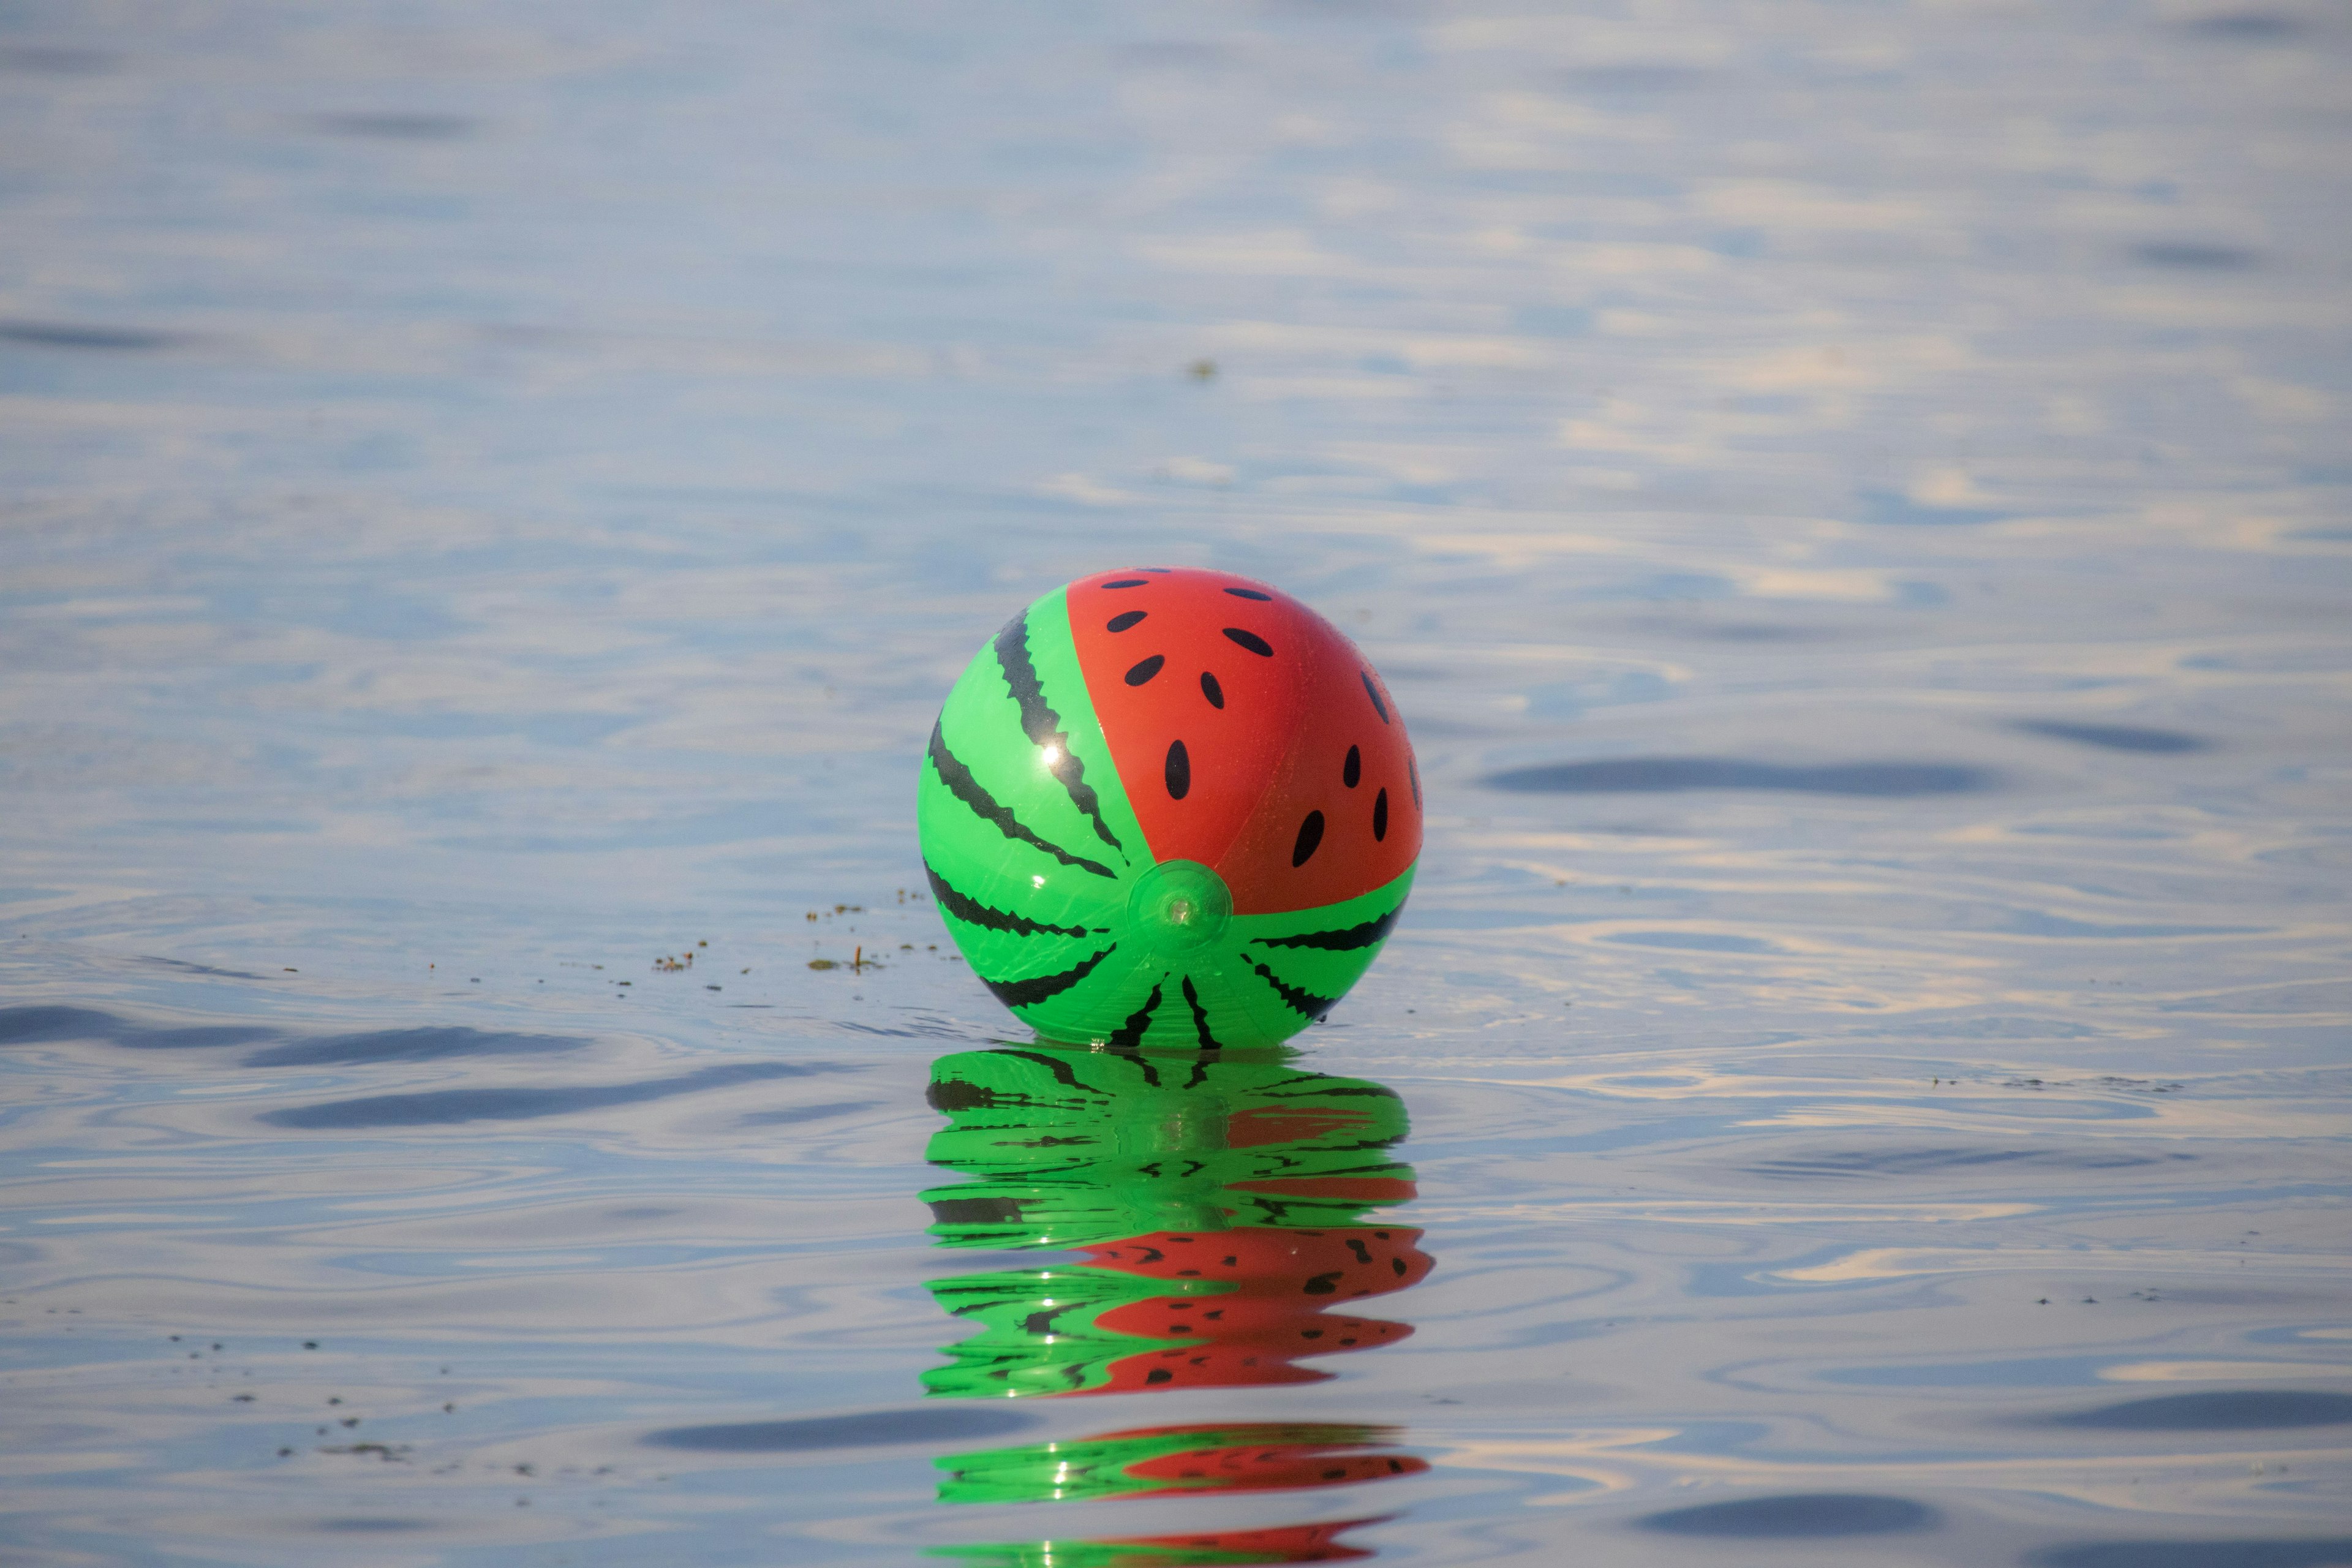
(1085, 1521, 1375, 1563)
(1121, 1438, 1428, 1492)
(1066, 567, 1420, 916)
(1079, 1227, 1432, 1298)
(1063, 1226, 1431, 1395)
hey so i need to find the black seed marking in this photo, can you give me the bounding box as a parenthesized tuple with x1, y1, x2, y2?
(924, 864, 1098, 938)
(993, 613, 1126, 858)
(1223, 587, 1272, 601)
(1106, 982, 1163, 1049)
(1360, 671, 1390, 723)
(1251, 960, 1336, 1020)
(1303, 1272, 1342, 1296)
(1292, 810, 1325, 867)
(1181, 976, 1224, 1051)
(1106, 610, 1146, 633)
(1253, 905, 1402, 952)
(1223, 627, 1273, 657)
(1125, 654, 1165, 686)
(1200, 671, 1224, 709)
(1343, 745, 1361, 788)
(1373, 787, 1389, 842)
(926, 723, 1115, 878)
(1165, 739, 1191, 800)
(1102, 579, 1148, 589)
(980, 946, 1114, 1009)
(1408, 755, 1421, 809)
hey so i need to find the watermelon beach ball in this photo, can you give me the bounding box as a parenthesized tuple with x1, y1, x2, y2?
(918, 567, 1421, 1050)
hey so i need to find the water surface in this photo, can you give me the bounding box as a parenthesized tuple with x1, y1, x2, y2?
(3, 2, 2350, 1564)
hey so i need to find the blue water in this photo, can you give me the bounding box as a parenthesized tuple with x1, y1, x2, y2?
(3, 2, 2350, 1564)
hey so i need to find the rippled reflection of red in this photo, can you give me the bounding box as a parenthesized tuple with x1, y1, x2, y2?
(1065, 1223, 1431, 1394)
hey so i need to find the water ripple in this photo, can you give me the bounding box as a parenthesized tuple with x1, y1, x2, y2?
(260, 1061, 853, 1129)
(1479, 758, 1996, 796)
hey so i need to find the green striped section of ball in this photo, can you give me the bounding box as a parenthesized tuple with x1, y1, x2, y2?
(918, 586, 1411, 1049)
(925, 1539, 1275, 1568)
(919, 1047, 1414, 1251)
(933, 1422, 1405, 1507)
(935, 1423, 1239, 1507)
(922, 1262, 1215, 1401)
(916, 1048, 1419, 1400)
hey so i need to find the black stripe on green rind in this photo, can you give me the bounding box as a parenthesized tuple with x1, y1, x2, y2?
(927, 720, 1116, 879)
(1250, 904, 1403, 952)
(982, 946, 1116, 1009)
(1180, 976, 1224, 1051)
(988, 1048, 1088, 1093)
(1218, 863, 1414, 1042)
(925, 862, 1104, 940)
(1251, 960, 1338, 1020)
(1104, 981, 1163, 1049)
(992, 612, 1128, 860)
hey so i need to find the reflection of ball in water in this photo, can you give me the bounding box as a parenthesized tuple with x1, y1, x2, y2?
(918, 567, 1422, 1049)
